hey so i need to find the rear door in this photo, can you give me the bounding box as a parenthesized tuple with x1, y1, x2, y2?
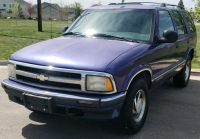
(171, 10, 189, 63)
(182, 11, 197, 48)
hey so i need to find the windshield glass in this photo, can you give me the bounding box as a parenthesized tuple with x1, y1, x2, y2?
(67, 9, 155, 42)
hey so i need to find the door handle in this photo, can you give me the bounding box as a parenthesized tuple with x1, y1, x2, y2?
(176, 45, 179, 48)
(187, 40, 189, 44)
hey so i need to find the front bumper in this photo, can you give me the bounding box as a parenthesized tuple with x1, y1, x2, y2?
(1, 79, 125, 120)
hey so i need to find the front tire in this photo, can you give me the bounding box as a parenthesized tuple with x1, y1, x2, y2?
(118, 78, 149, 134)
(173, 56, 191, 88)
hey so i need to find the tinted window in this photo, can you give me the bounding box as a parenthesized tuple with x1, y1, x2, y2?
(159, 11, 175, 38)
(172, 11, 187, 36)
(3, 4, 6, 7)
(182, 11, 196, 33)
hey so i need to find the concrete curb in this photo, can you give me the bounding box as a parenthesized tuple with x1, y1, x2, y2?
(0, 60, 8, 65)
(191, 69, 200, 73)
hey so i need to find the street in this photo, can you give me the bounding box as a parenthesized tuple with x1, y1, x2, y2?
(0, 66, 200, 139)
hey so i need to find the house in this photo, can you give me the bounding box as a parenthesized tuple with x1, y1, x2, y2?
(33, 2, 75, 20)
(0, 0, 29, 17)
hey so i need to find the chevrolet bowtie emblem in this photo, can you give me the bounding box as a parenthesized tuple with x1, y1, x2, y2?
(36, 74, 49, 81)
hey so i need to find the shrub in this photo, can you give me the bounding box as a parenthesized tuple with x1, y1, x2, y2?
(48, 17, 52, 20)
(3, 16, 7, 19)
(28, 17, 32, 20)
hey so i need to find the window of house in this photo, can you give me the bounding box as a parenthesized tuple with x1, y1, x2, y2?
(3, 4, 6, 7)
(158, 10, 175, 38)
(51, 11, 57, 16)
(172, 11, 187, 36)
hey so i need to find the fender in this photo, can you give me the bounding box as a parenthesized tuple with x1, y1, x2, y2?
(184, 44, 195, 60)
(120, 64, 153, 92)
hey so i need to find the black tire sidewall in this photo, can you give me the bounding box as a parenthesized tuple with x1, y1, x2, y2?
(173, 56, 191, 88)
(120, 78, 149, 133)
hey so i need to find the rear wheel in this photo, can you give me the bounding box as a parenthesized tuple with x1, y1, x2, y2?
(173, 56, 191, 88)
(118, 78, 149, 134)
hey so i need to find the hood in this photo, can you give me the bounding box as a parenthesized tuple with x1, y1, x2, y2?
(10, 37, 140, 71)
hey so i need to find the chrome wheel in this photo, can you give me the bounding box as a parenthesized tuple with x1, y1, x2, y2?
(133, 89, 146, 123)
(185, 61, 190, 82)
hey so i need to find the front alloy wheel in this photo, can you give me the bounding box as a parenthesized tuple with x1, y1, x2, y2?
(133, 89, 146, 123)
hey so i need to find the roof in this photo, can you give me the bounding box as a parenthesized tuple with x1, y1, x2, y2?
(90, 3, 184, 11)
(68, 8, 75, 13)
(15, 0, 29, 5)
(90, 5, 156, 10)
(35, 2, 75, 13)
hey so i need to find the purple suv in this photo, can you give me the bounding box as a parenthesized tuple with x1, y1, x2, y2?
(1, 2, 197, 134)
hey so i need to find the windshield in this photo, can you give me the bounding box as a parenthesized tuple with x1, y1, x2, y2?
(66, 9, 155, 42)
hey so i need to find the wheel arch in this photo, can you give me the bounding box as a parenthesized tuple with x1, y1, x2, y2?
(121, 66, 153, 92)
(185, 45, 195, 60)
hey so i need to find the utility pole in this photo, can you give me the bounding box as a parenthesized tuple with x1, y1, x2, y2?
(37, 0, 42, 31)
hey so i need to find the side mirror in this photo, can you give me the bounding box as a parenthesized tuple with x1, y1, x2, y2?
(157, 30, 178, 43)
(62, 26, 68, 34)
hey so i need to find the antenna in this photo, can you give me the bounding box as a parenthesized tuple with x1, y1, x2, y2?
(50, 0, 53, 39)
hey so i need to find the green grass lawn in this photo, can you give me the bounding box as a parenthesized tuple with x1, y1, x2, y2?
(0, 19, 72, 60)
(0, 19, 199, 68)
(193, 26, 200, 68)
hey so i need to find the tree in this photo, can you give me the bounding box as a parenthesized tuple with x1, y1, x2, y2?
(58, 1, 68, 20)
(195, 0, 200, 21)
(91, 2, 102, 7)
(8, 7, 13, 14)
(178, 0, 185, 9)
(26, 2, 35, 18)
(71, 2, 83, 19)
(11, 1, 20, 26)
(18, 4, 23, 18)
(122, 0, 125, 3)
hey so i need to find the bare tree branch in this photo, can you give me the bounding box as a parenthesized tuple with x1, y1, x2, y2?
(26, 2, 35, 18)
(58, 0, 68, 20)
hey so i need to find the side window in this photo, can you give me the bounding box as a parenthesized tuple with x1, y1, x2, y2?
(182, 11, 196, 33)
(172, 11, 187, 36)
(159, 11, 175, 38)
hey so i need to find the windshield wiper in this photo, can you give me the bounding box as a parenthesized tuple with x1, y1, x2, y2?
(63, 32, 85, 37)
(92, 33, 139, 42)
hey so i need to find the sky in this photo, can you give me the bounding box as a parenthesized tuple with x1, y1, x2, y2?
(25, 0, 195, 9)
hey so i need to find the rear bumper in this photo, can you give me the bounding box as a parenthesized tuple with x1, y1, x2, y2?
(1, 79, 125, 120)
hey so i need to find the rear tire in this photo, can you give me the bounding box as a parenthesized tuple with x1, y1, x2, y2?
(173, 56, 191, 88)
(118, 78, 149, 134)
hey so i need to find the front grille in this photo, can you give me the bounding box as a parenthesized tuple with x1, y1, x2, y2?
(16, 75, 81, 91)
(17, 65, 81, 80)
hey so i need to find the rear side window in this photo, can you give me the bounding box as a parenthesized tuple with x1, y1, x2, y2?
(182, 11, 196, 33)
(158, 10, 175, 38)
(172, 11, 187, 36)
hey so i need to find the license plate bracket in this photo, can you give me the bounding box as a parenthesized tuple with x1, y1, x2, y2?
(23, 93, 54, 113)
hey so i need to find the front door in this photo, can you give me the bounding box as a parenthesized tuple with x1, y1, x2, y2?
(151, 10, 178, 78)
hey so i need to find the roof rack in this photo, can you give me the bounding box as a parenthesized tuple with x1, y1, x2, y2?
(108, 2, 185, 9)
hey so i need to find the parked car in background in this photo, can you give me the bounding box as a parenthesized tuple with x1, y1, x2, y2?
(1, 2, 197, 134)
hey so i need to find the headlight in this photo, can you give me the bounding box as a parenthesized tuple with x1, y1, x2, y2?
(86, 76, 113, 92)
(8, 64, 15, 78)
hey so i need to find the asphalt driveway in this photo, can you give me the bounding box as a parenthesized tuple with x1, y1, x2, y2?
(0, 66, 200, 139)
